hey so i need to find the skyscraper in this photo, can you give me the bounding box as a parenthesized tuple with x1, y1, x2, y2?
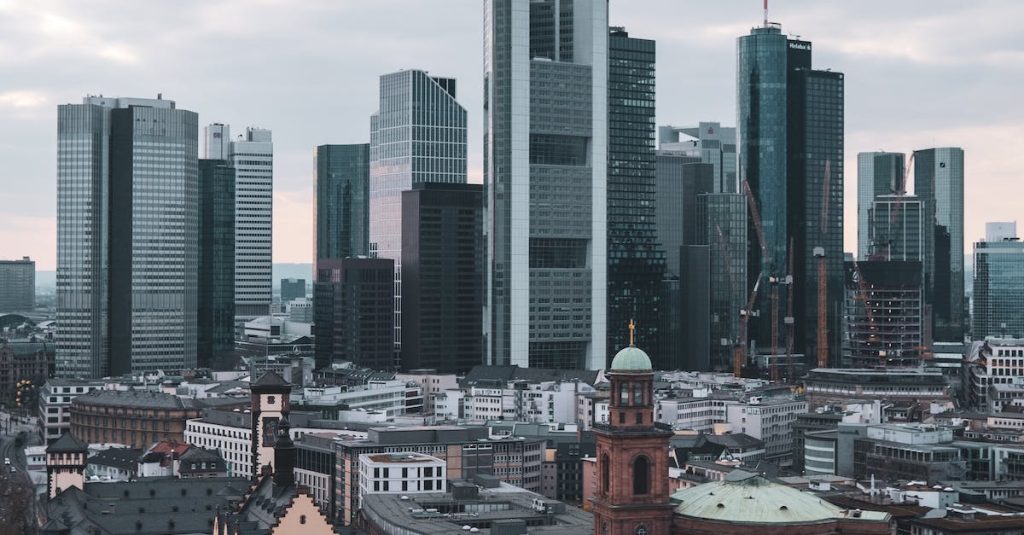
(914, 147, 965, 342)
(973, 228, 1024, 339)
(58, 96, 198, 378)
(857, 152, 905, 259)
(484, 0, 608, 370)
(315, 144, 369, 262)
(869, 194, 924, 262)
(737, 22, 844, 367)
(695, 193, 748, 372)
(313, 258, 395, 371)
(400, 183, 483, 373)
(658, 123, 738, 193)
(788, 67, 844, 368)
(607, 27, 664, 360)
(197, 159, 236, 370)
(280, 278, 306, 302)
(204, 123, 274, 324)
(369, 69, 467, 361)
(229, 127, 274, 323)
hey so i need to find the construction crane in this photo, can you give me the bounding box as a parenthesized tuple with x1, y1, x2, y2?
(740, 180, 771, 379)
(850, 258, 878, 358)
(784, 239, 796, 380)
(815, 160, 831, 370)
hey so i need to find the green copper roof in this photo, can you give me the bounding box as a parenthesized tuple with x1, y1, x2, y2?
(609, 346, 652, 371)
(672, 470, 849, 524)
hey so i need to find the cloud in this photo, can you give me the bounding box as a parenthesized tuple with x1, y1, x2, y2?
(0, 90, 47, 109)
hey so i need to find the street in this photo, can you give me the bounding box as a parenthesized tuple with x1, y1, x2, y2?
(0, 411, 39, 535)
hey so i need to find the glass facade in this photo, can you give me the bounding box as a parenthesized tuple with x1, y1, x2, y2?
(607, 28, 664, 363)
(484, 0, 607, 370)
(57, 96, 198, 378)
(315, 144, 369, 261)
(973, 239, 1024, 339)
(228, 127, 273, 320)
(915, 147, 965, 342)
(696, 193, 748, 372)
(198, 159, 236, 370)
(788, 68, 844, 367)
(313, 258, 395, 371)
(658, 123, 738, 194)
(869, 195, 923, 262)
(56, 102, 111, 378)
(108, 100, 199, 375)
(400, 183, 483, 374)
(369, 69, 467, 362)
(857, 152, 905, 259)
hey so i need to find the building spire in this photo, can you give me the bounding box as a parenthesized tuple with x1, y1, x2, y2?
(628, 319, 636, 347)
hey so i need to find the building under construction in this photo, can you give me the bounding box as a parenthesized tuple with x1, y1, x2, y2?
(842, 260, 927, 367)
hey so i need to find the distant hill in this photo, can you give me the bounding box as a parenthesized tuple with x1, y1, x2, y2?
(273, 263, 313, 289)
(38, 265, 314, 292)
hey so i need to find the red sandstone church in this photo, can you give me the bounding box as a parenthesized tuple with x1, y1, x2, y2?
(591, 339, 892, 535)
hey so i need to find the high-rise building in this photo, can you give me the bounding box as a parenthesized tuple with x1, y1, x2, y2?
(737, 23, 844, 366)
(369, 69, 468, 360)
(281, 278, 306, 302)
(914, 147, 965, 342)
(315, 144, 370, 262)
(0, 257, 35, 311)
(973, 233, 1024, 339)
(483, 0, 608, 370)
(842, 261, 924, 367)
(198, 159, 236, 370)
(857, 152, 905, 259)
(400, 183, 483, 373)
(205, 124, 274, 324)
(658, 123, 738, 193)
(313, 258, 395, 371)
(869, 194, 924, 262)
(607, 27, 664, 360)
(58, 96, 198, 378)
(695, 193, 748, 372)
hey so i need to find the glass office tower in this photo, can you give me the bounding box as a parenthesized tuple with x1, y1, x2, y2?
(737, 22, 844, 366)
(607, 27, 664, 361)
(484, 0, 608, 370)
(369, 69, 467, 364)
(315, 144, 370, 262)
(973, 235, 1024, 339)
(229, 127, 273, 323)
(857, 152, 905, 259)
(788, 68, 844, 367)
(915, 147, 965, 342)
(198, 159, 236, 370)
(869, 195, 924, 262)
(57, 96, 198, 377)
(696, 193, 748, 372)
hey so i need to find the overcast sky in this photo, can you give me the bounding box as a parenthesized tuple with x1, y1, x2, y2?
(2, 0, 1022, 270)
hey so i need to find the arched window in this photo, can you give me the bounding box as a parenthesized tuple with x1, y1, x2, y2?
(601, 453, 610, 493)
(633, 456, 649, 495)
(619, 383, 629, 406)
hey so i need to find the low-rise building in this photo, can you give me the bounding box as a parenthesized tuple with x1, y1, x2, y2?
(292, 380, 414, 419)
(358, 452, 447, 507)
(86, 447, 141, 482)
(0, 338, 53, 403)
(803, 367, 953, 410)
(37, 379, 103, 444)
(965, 338, 1024, 409)
(334, 425, 544, 526)
(725, 397, 808, 466)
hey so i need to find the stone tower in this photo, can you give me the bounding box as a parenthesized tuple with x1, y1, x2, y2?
(46, 431, 88, 498)
(250, 371, 291, 478)
(591, 325, 673, 535)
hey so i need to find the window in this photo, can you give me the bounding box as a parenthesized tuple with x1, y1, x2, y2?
(635, 524, 648, 535)
(633, 456, 649, 495)
(300, 515, 306, 525)
(267, 396, 275, 405)
(601, 454, 610, 493)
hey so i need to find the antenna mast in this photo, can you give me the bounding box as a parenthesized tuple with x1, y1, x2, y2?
(764, 0, 769, 26)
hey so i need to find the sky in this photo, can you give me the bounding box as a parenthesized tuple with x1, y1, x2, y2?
(2, 0, 1022, 271)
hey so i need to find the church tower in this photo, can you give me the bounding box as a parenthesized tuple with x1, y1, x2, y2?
(592, 322, 673, 535)
(46, 431, 88, 498)
(250, 371, 291, 478)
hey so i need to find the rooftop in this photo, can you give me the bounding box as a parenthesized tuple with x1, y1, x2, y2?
(72, 389, 203, 410)
(364, 452, 443, 464)
(672, 470, 890, 524)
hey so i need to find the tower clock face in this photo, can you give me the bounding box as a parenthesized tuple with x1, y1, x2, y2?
(635, 524, 648, 535)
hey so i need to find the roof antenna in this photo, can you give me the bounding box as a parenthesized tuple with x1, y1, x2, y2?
(763, 0, 769, 26)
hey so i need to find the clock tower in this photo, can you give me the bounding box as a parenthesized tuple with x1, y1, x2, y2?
(592, 323, 673, 535)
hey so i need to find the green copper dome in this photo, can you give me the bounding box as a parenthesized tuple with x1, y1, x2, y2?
(609, 346, 652, 371)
